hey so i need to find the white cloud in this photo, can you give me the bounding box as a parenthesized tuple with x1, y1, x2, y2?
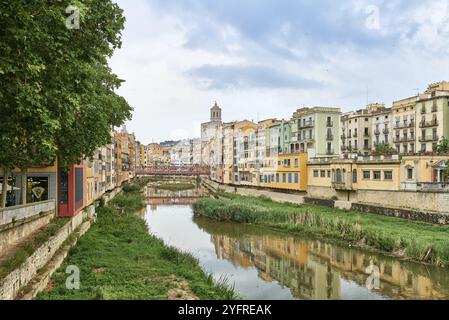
(109, 0, 449, 142)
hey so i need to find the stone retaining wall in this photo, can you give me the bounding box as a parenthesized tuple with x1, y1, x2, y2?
(0, 186, 122, 300)
(0, 200, 55, 227)
(0, 211, 85, 300)
(204, 179, 449, 224)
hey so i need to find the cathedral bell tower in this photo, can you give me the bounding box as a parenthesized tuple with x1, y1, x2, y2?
(210, 101, 222, 122)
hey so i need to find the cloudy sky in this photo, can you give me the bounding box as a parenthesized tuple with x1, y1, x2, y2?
(109, 0, 449, 144)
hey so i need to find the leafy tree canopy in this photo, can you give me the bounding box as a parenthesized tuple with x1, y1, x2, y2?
(0, 0, 132, 170)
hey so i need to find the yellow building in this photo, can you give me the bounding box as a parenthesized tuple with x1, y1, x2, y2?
(85, 158, 95, 207)
(235, 121, 258, 185)
(308, 154, 449, 199)
(392, 95, 418, 154)
(260, 153, 308, 191)
(0, 163, 58, 207)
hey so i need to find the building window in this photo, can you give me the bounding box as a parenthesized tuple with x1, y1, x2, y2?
(327, 170, 331, 178)
(407, 168, 413, 180)
(276, 173, 280, 183)
(373, 171, 381, 180)
(384, 171, 393, 180)
(313, 170, 319, 178)
(294, 159, 299, 167)
(282, 173, 286, 183)
(363, 171, 370, 180)
(288, 173, 292, 183)
(294, 173, 299, 184)
(320, 170, 326, 178)
(352, 170, 357, 183)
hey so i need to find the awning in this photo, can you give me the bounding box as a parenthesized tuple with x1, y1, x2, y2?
(0, 185, 20, 193)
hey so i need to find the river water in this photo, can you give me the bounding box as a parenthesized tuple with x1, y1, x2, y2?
(144, 187, 449, 300)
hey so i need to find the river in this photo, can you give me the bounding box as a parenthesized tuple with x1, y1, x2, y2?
(144, 185, 449, 300)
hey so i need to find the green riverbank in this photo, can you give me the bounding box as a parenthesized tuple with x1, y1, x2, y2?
(158, 183, 195, 191)
(193, 193, 449, 267)
(37, 186, 237, 300)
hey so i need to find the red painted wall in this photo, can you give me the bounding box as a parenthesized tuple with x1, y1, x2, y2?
(58, 161, 86, 217)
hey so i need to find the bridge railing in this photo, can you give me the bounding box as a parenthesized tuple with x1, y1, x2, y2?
(136, 165, 211, 176)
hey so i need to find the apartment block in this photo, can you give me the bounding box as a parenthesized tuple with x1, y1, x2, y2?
(290, 107, 341, 158)
(392, 96, 418, 154)
(416, 82, 449, 153)
(341, 103, 390, 156)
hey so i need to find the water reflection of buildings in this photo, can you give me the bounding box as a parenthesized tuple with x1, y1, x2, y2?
(145, 186, 206, 210)
(145, 187, 205, 199)
(211, 233, 448, 300)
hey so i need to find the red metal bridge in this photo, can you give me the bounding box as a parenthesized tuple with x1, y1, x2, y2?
(136, 165, 210, 176)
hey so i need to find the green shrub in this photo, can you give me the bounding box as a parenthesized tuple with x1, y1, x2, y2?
(122, 184, 141, 193)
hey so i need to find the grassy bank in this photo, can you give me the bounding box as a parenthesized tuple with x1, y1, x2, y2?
(37, 185, 237, 300)
(0, 217, 69, 279)
(193, 193, 449, 267)
(158, 183, 195, 191)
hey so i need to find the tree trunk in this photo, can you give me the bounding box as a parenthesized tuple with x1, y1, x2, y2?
(20, 168, 27, 205)
(1, 167, 10, 208)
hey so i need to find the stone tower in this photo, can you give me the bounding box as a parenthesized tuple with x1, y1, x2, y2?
(210, 101, 222, 122)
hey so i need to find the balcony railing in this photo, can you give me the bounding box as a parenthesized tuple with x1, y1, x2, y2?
(341, 133, 346, 139)
(332, 182, 353, 191)
(302, 135, 315, 141)
(364, 132, 370, 137)
(421, 108, 427, 114)
(363, 144, 371, 150)
(383, 128, 390, 134)
(419, 119, 439, 128)
(326, 149, 335, 155)
(353, 133, 358, 138)
(326, 134, 334, 141)
(419, 135, 439, 142)
(374, 129, 380, 136)
(432, 106, 438, 113)
(299, 120, 315, 128)
(401, 182, 449, 192)
(326, 121, 334, 127)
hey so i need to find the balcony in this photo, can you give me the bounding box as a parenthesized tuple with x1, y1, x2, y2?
(395, 123, 402, 129)
(419, 135, 439, 142)
(421, 108, 427, 114)
(408, 122, 415, 128)
(326, 134, 334, 141)
(353, 133, 358, 138)
(302, 135, 315, 142)
(363, 144, 371, 150)
(299, 120, 315, 128)
(394, 137, 401, 143)
(341, 145, 347, 151)
(383, 128, 390, 134)
(419, 119, 439, 128)
(374, 129, 381, 136)
(326, 149, 335, 155)
(332, 182, 353, 191)
(432, 105, 438, 113)
(326, 121, 334, 127)
(341, 133, 346, 139)
(364, 132, 370, 137)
